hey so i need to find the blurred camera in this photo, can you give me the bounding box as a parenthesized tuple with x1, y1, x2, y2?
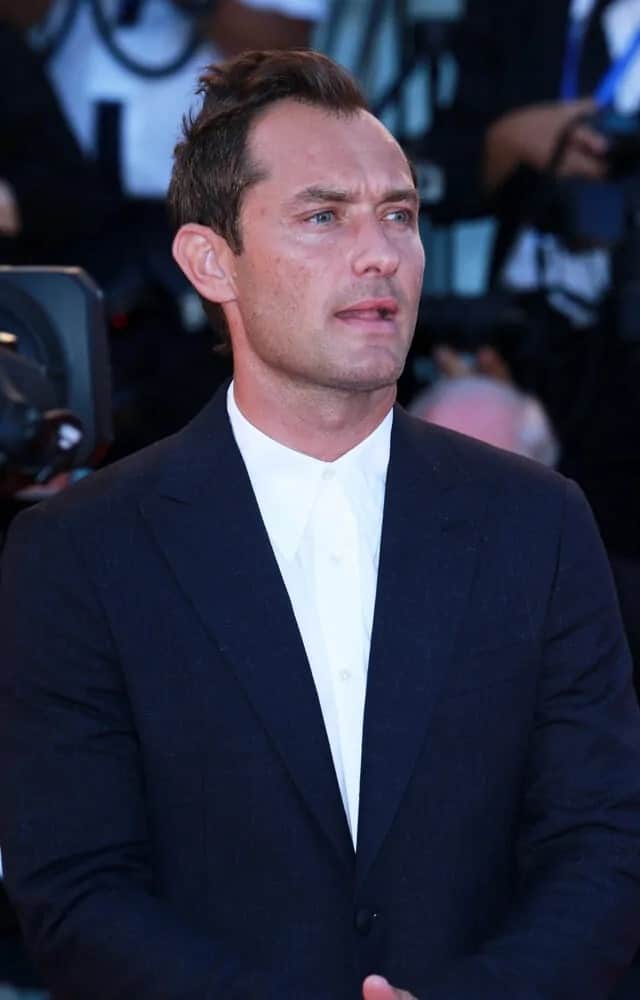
(534, 109, 640, 250)
(525, 109, 640, 340)
(0, 267, 112, 492)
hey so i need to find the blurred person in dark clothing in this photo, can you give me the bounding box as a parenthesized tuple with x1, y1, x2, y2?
(424, 0, 640, 571)
(0, 0, 122, 266)
(41, 0, 327, 204)
(426, 0, 632, 277)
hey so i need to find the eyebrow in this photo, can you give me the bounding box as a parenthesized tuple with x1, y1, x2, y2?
(287, 186, 419, 208)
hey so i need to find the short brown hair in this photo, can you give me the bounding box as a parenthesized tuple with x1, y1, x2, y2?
(168, 49, 368, 346)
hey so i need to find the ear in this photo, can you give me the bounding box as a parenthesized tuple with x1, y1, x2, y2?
(172, 223, 237, 304)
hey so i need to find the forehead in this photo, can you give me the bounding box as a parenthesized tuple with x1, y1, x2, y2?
(246, 100, 414, 199)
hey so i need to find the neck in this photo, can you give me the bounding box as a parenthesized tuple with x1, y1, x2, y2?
(232, 371, 396, 461)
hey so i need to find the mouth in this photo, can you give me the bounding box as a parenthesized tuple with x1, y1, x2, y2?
(334, 299, 399, 328)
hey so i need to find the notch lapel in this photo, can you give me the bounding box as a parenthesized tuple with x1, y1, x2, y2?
(140, 388, 354, 872)
(356, 409, 491, 886)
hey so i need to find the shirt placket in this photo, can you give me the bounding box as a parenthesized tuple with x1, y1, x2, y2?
(313, 471, 367, 844)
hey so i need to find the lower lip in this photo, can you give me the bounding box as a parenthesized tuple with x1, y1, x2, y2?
(335, 313, 397, 332)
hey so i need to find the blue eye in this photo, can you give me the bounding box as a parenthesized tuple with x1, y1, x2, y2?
(385, 208, 414, 224)
(308, 210, 335, 225)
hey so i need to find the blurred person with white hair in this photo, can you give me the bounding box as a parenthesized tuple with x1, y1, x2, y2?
(409, 374, 560, 467)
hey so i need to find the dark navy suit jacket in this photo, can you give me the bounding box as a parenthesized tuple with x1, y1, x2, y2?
(2, 386, 640, 999)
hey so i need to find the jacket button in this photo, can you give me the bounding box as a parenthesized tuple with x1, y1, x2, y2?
(354, 907, 377, 935)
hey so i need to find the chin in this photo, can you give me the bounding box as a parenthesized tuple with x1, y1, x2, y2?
(323, 362, 403, 393)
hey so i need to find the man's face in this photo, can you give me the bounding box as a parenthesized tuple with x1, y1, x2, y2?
(227, 100, 425, 395)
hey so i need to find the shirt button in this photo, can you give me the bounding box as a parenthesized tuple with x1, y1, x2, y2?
(339, 669, 351, 682)
(354, 907, 378, 936)
(322, 467, 335, 481)
(329, 551, 343, 565)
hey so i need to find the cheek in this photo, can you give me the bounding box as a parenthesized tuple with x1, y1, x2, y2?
(237, 256, 285, 315)
(270, 257, 322, 308)
(238, 235, 334, 324)
(407, 239, 426, 279)
(242, 260, 314, 335)
(403, 259, 425, 312)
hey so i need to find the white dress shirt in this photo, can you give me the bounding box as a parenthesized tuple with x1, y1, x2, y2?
(227, 385, 391, 845)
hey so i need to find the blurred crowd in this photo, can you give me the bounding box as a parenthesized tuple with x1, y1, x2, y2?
(1, 0, 640, 992)
(414, 0, 640, 696)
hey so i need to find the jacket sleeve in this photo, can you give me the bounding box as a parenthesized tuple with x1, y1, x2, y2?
(422, 479, 640, 998)
(0, 502, 264, 1000)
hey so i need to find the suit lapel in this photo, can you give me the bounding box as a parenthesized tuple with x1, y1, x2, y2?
(140, 386, 354, 871)
(356, 408, 491, 886)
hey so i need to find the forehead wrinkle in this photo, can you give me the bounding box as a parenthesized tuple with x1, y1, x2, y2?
(285, 184, 419, 211)
(287, 186, 351, 207)
(246, 103, 418, 211)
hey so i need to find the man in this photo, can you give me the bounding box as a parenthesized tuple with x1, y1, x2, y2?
(1, 50, 640, 1000)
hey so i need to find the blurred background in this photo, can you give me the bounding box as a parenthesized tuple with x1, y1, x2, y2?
(1, 1, 640, 995)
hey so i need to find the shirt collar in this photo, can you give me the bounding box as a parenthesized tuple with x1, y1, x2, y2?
(226, 382, 392, 560)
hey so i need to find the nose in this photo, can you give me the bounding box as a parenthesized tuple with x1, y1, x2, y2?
(350, 217, 400, 278)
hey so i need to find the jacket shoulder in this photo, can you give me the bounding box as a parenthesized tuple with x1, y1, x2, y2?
(398, 407, 568, 499)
